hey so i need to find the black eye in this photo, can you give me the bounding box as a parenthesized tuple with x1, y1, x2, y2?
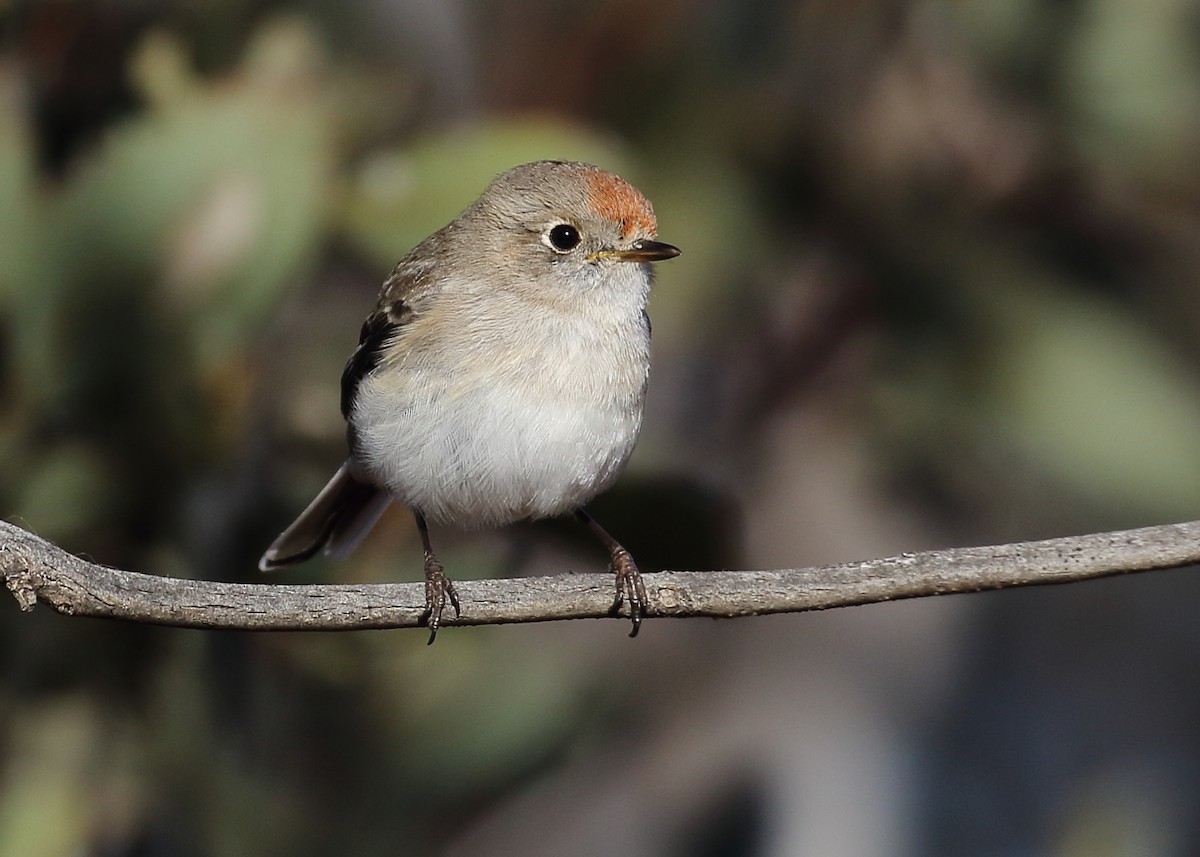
(546, 223, 582, 252)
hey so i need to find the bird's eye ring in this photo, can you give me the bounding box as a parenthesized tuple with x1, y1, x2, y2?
(545, 223, 582, 253)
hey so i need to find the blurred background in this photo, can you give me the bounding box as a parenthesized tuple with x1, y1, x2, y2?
(5, 0, 1200, 854)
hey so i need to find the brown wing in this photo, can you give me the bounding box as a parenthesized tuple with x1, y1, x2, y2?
(339, 251, 436, 419)
(340, 304, 407, 418)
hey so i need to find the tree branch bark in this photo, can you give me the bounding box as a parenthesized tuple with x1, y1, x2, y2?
(2, 518, 1198, 632)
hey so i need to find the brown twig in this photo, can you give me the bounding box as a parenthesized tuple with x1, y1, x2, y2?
(2, 519, 1198, 632)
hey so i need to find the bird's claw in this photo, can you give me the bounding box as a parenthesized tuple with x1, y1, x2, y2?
(609, 547, 649, 637)
(422, 556, 460, 645)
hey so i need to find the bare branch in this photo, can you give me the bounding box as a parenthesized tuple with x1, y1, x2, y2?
(2, 519, 1199, 632)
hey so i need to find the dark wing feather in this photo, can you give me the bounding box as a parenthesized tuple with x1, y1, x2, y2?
(340, 300, 414, 419)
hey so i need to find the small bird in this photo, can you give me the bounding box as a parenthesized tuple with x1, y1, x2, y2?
(260, 160, 680, 642)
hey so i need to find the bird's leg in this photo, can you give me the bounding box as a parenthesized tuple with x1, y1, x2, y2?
(575, 508, 648, 637)
(414, 509, 460, 644)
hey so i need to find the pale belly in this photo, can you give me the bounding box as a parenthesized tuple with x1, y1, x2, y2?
(350, 366, 645, 527)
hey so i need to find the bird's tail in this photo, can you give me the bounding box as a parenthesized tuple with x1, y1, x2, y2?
(259, 460, 392, 571)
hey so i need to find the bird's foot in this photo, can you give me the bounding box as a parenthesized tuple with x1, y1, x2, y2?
(422, 555, 460, 645)
(609, 547, 649, 638)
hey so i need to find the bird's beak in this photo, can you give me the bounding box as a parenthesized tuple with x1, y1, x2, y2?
(594, 239, 681, 264)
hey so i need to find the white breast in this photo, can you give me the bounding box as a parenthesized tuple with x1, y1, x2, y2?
(349, 274, 651, 527)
